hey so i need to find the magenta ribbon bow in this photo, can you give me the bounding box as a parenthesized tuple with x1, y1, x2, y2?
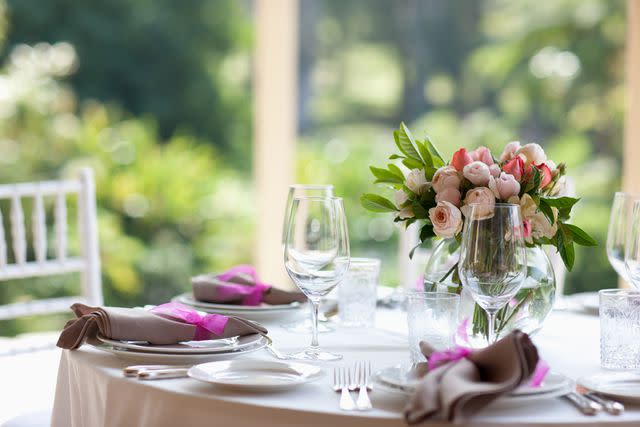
(216, 265, 272, 306)
(150, 302, 229, 341)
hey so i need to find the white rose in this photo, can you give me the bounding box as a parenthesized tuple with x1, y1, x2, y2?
(460, 187, 495, 219)
(431, 166, 461, 193)
(394, 189, 408, 208)
(499, 141, 521, 162)
(405, 169, 430, 195)
(428, 201, 463, 239)
(518, 194, 557, 243)
(462, 161, 491, 186)
(435, 187, 461, 207)
(398, 206, 415, 219)
(517, 143, 546, 166)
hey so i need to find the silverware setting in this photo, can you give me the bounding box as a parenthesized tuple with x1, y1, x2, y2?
(124, 365, 190, 380)
(562, 389, 625, 416)
(332, 362, 373, 411)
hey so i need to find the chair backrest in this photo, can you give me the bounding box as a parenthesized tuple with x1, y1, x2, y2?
(0, 168, 102, 320)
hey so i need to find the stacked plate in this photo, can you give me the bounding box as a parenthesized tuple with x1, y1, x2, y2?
(373, 365, 572, 403)
(93, 333, 267, 364)
(172, 293, 305, 322)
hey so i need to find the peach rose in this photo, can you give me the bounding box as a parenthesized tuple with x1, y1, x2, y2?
(428, 201, 463, 239)
(460, 187, 495, 219)
(489, 172, 521, 200)
(470, 146, 494, 166)
(435, 187, 461, 207)
(517, 143, 546, 166)
(499, 141, 521, 162)
(463, 161, 491, 186)
(431, 166, 461, 193)
(503, 156, 525, 182)
(405, 169, 430, 195)
(451, 148, 473, 172)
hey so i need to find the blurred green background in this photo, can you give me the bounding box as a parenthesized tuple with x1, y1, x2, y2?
(0, 0, 624, 335)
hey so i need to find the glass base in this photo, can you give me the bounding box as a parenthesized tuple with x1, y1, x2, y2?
(281, 319, 335, 333)
(287, 346, 342, 361)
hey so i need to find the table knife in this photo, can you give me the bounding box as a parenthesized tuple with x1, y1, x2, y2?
(563, 391, 602, 415)
(137, 368, 190, 380)
(583, 392, 625, 415)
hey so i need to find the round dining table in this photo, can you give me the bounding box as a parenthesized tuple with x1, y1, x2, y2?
(50, 306, 640, 427)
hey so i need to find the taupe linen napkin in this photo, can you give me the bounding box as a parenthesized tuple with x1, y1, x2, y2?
(404, 330, 539, 424)
(57, 303, 268, 350)
(192, 272, 307, 305)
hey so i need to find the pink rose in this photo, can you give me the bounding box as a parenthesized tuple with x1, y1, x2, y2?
(537, 163, 553, 188)
(503, 156, 525, 181)
(460, 187, 495, 219)
(499, 141, 521, 162)
(517, 143, 546, 166)
(463, 161, 491, 186)
(435, 187, 461, 207)
(489, 172, 521, 200)
(489, 164, 501, 177)
(432, 166, 461, 193)
(428, 201, 463, 238)
(470, 146, 494, 166)
(451, 148, 473, 172)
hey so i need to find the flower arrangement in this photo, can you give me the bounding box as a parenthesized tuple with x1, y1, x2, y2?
(361, 122, 596, 271)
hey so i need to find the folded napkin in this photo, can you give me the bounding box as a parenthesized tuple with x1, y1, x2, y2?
(57, 302, 268, 350)
(192, 265, 306, 306)
(404, 330, 539, 424)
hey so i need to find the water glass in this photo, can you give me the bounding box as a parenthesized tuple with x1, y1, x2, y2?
(607, 192, 640, 282)
(600, 289, 640, 369)
(406, 291, 460, 365)
(338, 258, 380, 328)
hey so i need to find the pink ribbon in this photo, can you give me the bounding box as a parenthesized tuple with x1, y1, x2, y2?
(150, 302, 229, 341)
(428, 346, 472, 371)
(216, 265, 272, 306)
(528, 359, 550, 387)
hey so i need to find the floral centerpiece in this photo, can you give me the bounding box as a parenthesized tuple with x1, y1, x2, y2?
(361, 123, 596, 344)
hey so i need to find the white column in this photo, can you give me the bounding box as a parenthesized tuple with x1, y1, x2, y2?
(254, 0, 298, 287)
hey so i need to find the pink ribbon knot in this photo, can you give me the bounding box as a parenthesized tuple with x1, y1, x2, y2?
(216, 265, 272, 306)
(150, 302, 229, 341)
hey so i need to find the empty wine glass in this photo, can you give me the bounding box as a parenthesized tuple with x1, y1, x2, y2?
(607, 192, 640, 281)
(283, 196, 350, 361)
(281, 184, 335, 333)
(624, 199, 640, 288)
(458, 203, 527, 345)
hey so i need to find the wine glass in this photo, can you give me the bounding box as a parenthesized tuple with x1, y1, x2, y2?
(624, 199, 640, 288)
(607, 192, 640, 281)
(458, 203, 527, 345)
(281, 184, 335, 333)
(283, 196, 350, 361)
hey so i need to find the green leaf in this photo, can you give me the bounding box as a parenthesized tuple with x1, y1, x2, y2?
(415, 140, 434, 168)
(524, 167, 541, 194)
(394, 123, 422, 163)
(409, 241, 424, 259)
(387, 163, 405, 180)
(412, 201, 429, 219)
(360, 194, 398, 212)
(369, 166, 404, 184)
(402, 157, 423, 170)
(561, 223, 598, 246)
(537, 199, 555, 225)
(423, 135, 445, 166)
(540, 196, 580, 209)
(420, 223, 434, 241)
(557, 227, 575, 271)
(389, 154, 405, 160)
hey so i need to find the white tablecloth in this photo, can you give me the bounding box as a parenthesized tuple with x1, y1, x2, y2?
(50, 309, 640, 427)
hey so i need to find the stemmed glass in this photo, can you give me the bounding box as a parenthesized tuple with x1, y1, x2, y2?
(458, 203, 527, 345)
(607, 192, 640, 282)
(281, 184, 335, 333)
(283, 196, 350, 361)
(624, 200, 640, 288)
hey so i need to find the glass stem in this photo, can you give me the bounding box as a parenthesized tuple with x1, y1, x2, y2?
(486, 309, 496, 344)
(310, 299, 320, 348)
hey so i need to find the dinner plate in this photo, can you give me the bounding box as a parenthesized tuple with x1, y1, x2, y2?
(92, 336, 267, 364)
(97, 333, 263, 354)
(188, 360, 323, 391)
(373, 365, 571, 400)
(577, 372, 640, 401)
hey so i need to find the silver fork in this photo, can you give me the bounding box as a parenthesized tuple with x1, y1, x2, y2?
(333, 367, 355, 411)
(355, 361, 373, 411)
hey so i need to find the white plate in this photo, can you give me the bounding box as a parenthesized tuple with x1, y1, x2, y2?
(92, 337, 266, 364)
(578, 372, 640, 401)
(175, 293, 301, 312)
(373, 365, 571, 400)
(173, 294, 304, 322)
(97, 333, 263, 354)
(188, 360, 323, 392)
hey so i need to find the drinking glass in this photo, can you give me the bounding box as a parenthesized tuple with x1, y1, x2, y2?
(283, 196, 350, 361)
(406, 291, 459, 365)
(338, 258, 380, 328)
(458, 203, 527, 345)
(607, 192, 640, 282)
(281, 184, 335, 333)
(625, 199, 640, 288)
(599, 289, 640, 369)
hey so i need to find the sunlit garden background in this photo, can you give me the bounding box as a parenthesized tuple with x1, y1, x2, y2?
(0, 0, 625, 336)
